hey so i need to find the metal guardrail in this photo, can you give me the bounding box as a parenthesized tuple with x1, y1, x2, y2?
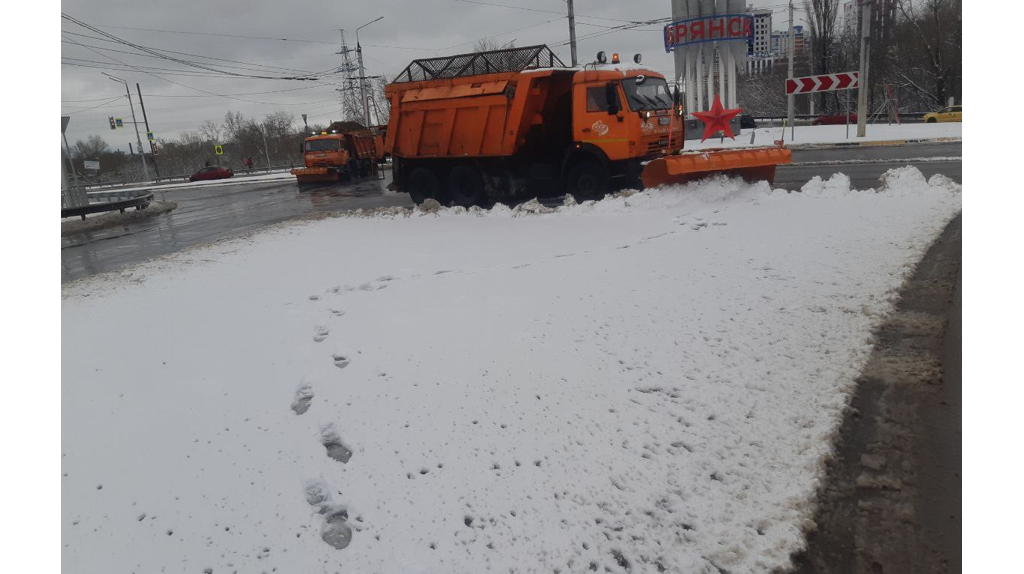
(62, 187, 154, 220)
(80, 165, 298, 191)
(749, 112, 931, 123)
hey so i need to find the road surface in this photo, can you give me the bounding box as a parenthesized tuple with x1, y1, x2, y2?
(61, 142, 961, 283)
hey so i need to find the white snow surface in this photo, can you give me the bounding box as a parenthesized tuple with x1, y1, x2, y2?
(688, 122, 961, 150)
(62, 167, 961, 574)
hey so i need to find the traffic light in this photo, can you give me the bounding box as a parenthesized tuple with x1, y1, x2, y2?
(109, 116, 116, 130)
(151, 142, 158, 156)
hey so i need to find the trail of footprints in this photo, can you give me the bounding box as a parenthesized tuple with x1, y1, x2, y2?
(290, 296, 363, 551)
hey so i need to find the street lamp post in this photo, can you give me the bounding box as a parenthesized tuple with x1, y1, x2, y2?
(356, 16, 384, 129)
(103, 73, 150, 181)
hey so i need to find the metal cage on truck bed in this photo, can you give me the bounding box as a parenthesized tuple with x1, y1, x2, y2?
(392, 45, 566, 83)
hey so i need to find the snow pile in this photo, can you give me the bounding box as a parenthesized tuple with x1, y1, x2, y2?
(62, 167, 961, 573)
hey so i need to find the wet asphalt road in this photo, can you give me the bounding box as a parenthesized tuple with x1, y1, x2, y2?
(61, 141, 961, 284)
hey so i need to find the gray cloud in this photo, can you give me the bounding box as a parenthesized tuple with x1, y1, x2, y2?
(61, 0, 797, 150)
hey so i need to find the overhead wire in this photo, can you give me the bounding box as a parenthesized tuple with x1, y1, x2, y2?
(62, 13, 325, 80)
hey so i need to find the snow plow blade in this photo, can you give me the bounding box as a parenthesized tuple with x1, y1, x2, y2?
(641, 147, 792, 189)
(291, 167, 339, 183)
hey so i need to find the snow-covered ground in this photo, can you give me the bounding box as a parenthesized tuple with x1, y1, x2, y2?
(62, 167, 961, 573)
(688, 122, 961, 150)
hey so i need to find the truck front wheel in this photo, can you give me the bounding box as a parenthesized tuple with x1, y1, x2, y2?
(407, 167, 442, 205)
(566, 160, 609, 201)
(447, 164, 486, 207)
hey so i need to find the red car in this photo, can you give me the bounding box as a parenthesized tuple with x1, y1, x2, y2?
(188, 166, 234, 182)
(812, 113, 858, 126)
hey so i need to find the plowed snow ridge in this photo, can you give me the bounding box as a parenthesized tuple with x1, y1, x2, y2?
(62, 167, 961, 573)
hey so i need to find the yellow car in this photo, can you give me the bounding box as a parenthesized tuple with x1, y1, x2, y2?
(923, 105, 962, 123)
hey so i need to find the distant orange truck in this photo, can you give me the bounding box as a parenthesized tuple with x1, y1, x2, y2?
(291, 127, 379, 185)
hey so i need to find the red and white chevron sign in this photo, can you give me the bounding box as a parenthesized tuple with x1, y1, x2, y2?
(786, 72, 859, 95)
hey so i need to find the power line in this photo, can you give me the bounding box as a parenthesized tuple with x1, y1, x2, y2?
(61, 32, 338, 106)
(452, 0, 643, 24)
(60, 31, 326, 76)
(93, 23, 336, 44)
(62, 13, 325, 80)
(61, 96, 127, 114)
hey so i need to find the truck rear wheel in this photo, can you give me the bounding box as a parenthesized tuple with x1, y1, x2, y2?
(407, 167, 442, 205)
(447, 164, 486, 207)
(566, 160, 609, 201)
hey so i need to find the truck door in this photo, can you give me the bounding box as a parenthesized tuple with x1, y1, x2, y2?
(575, 82, 630, 161)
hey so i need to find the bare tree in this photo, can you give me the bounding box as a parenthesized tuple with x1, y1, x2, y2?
(472, 37, 514, 52)
(198, 120, 222, 144)
(804, 0, 841, 112)
(894, 0, 960, 107)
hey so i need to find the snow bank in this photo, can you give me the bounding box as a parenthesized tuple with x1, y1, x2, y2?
(62, 167, 961, 573)
(687, 122, 961, 150)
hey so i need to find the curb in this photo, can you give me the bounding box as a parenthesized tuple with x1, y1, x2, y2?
(787, 137, 961, 150)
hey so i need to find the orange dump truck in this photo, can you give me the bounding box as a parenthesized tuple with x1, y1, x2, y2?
(384, 45, 790, 206)
(291, 127, 378, 185)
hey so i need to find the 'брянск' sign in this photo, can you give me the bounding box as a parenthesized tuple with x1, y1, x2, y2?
(663, 14, 754, 52)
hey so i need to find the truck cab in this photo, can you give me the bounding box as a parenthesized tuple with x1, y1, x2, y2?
(302, 134, 351, 170)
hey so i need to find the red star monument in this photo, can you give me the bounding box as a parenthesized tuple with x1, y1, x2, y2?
(691, 94, 743, 142)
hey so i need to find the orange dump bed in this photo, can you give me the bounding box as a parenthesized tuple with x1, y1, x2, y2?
(345, 133, 378, 161)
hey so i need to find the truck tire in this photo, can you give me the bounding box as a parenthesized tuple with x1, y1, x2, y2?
(407, 167, 442, 205)
(447, 164, 486, 207)
(566, 160, 609, 201)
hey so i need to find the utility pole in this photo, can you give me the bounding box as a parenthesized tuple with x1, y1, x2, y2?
(336, 29, 360, 122)
(357, 46, 369, 127)
(356, 17, 383, 129)
(259, 123, 272, 172)
(786, 0, 795, 140)
(856, 0, 871, 137)
(567, 0, 578, 67)
(135, 83, 160, 177)
(104, 73, 150, 181)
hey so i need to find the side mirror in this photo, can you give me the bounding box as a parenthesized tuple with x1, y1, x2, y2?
(605, 83, 619, 115)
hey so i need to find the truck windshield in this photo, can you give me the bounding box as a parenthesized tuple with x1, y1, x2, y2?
(620, 77, 673, 111)
(305, 139, 341, 152)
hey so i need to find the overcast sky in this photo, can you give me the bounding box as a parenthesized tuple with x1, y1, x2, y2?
(61, 0, 805, 152)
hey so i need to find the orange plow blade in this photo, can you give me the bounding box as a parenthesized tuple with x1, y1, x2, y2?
(641, 147, 792, 189)
(291, 167, 340, 183)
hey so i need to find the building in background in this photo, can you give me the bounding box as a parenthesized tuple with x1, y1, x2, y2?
(843, 0, 860, 35)
(748, 7, 773, 56)
(745, 6, 774, 75)
(772, 25, 805, 59)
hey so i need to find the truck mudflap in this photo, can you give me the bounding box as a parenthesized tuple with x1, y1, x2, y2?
(291, 167, 340, 183)
(640, 147, 792, 189)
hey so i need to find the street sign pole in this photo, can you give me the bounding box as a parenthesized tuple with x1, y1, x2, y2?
(786, 0, 794, 141)
(856, 0, 871, 138)
(846, 88, 851, 139)
(60, 115, 80, 190)
(136, 83, 160, 177)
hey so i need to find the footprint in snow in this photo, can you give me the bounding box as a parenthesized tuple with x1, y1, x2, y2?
(313, 326, 330, 343)
(321, 424, 353, 463)
(303, 479, 353, 550)
(332, 353, 350, 369)
(291, 384, 314, 415)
